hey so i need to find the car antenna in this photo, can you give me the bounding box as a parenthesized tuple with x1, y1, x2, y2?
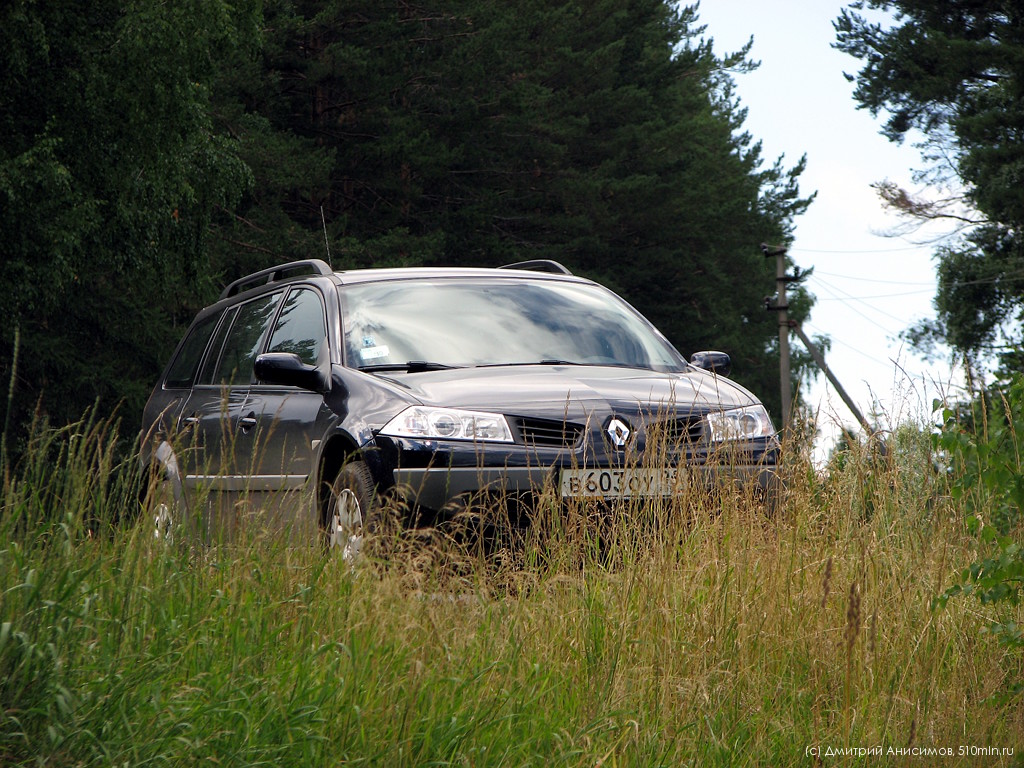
(320, 205, 333, 269)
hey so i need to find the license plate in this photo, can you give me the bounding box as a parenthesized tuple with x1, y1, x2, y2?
(559, 467, 687, 498)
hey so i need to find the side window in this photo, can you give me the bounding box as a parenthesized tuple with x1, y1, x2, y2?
(266, 287, 327, 367)
(197, 306, 236, 386)
(164, 313, 220, 389)
(209, 293, 282, 386)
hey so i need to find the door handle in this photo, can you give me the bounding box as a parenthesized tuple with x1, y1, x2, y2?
(181, 414, 200, 432)
(238, 413, 258, 432)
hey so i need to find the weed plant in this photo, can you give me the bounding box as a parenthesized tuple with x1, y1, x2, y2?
(1, 414, 1022, 766)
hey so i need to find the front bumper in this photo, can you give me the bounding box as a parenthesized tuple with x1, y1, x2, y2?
(391, 457, 779, 513)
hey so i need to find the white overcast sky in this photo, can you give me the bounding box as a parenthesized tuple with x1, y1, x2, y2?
(694, 0, 964, 453)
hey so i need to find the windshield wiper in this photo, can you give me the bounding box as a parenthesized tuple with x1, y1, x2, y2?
(474, 359, 585, 368)
(360, 361, 462, 373)
(475, 359, 652, 369)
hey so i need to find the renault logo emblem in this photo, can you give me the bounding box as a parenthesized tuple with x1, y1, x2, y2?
(606, 418, 631, 449)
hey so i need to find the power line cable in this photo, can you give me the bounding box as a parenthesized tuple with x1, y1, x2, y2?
(803, 322, 965, 404)
(791, 245, 935, 254)
(811, 287, 935, 300)
(812, 269, 935, 286)
(809, 276, 911, 330)
(807, 267, 1024, 290)
(802, 322, 889, 365)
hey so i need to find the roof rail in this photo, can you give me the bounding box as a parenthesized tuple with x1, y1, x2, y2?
(497, 259, 573, 275)
(219, 259, 335, 300)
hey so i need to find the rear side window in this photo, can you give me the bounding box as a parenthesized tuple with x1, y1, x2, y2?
(163, 313, 220, 389)
(197, 307, 236, 386)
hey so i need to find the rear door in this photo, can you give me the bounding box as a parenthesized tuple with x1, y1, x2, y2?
(142, 309, 223, 452)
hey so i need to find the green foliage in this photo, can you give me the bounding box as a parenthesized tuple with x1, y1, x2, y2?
(0, 0, 260, 441)
(933, 378, 1024, 658)
(835, 1, 1024, 376)
(3, 0, 813, 442)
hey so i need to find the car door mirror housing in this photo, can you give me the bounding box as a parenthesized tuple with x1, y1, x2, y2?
(689, 350, 731, 377)
(255, 352, 330, 393)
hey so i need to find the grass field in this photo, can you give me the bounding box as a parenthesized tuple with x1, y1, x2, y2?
(1, 415, 1022, 766)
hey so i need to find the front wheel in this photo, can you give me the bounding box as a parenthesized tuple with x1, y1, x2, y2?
(325, 460, 377, 561)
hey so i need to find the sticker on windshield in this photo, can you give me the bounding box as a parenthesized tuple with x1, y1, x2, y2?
(359, 345, 390, 361)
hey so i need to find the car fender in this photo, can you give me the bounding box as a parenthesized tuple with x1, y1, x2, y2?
(327, 365, 420, 443)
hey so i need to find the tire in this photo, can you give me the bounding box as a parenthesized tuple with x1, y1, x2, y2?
(325, 460, 377, 561)
(139, 442, 187, 543)
(141, 470, 183, 544)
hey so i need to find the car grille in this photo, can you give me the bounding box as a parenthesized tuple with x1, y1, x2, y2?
(513, 416, 585, 448)
(512, 415, 702, 449)
(648, 415, 705, 444)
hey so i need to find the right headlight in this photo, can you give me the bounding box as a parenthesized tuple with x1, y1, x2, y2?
(379, 406, 514, 443)
(705, 404, 775, 442)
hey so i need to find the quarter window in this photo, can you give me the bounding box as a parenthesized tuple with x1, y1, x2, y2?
(164, 313, 220, 389)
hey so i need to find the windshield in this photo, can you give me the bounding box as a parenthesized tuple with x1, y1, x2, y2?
(340, 278, 685, 372)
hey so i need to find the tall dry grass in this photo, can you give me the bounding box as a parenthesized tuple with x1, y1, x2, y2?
(1, 415, 1021, 766)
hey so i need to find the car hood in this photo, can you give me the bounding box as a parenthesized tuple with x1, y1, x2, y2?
(378, 364, 759, 421)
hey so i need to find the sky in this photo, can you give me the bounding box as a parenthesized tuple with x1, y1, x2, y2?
(694, 0, 964, 456)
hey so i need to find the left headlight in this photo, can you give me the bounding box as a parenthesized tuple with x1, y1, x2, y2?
(379, 406, 515, 443)
(705, 404, 775, 442)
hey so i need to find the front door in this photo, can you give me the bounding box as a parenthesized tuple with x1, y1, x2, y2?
(241, 285, 331, 540)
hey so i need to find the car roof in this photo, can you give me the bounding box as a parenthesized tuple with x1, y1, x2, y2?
(330, 265, 594, 286)
(210, 259, 595, 314)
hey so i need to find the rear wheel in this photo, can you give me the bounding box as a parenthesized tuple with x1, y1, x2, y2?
(325, 460, 377, 561)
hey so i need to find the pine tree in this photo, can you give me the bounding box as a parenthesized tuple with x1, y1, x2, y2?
(835, 0, 1024, 376)
(222, 0, 812, 417)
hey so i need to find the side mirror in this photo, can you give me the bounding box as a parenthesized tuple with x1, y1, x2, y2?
(689, 350, 731, 377)
(255, 352, 330, 393)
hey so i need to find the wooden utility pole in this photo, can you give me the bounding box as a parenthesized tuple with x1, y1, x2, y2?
(762, 243, 792, 431)
(761, 243, 878, 447)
